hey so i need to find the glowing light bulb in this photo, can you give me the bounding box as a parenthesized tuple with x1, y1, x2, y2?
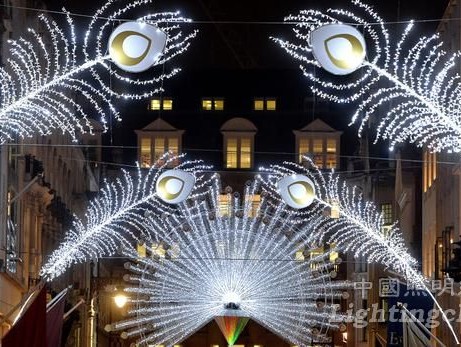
(113, 294, 128, 308)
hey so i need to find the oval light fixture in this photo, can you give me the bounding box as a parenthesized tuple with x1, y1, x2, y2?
(310, 23, 366, 75)
(278, 174, 316, 209)
(156, 170, 195, 204)
(108, 21, 167, 73)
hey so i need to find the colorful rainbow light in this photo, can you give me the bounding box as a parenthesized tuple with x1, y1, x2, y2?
(215, 316, 250, 346)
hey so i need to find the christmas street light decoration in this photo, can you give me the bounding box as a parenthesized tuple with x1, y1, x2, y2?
(259, 159, 420, 284)
(110, 173, 347, 346)
(273, 0, 461, 153)
(259, 158, 459, 345)
(40, 154, 211, 280)
(0, 0, 197, 143)
(41, 155, 454, 344)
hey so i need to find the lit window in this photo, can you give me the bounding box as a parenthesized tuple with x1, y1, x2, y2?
(149, 98, 173, 111)
(254, 98, 264, 111)
(298, 138, 309, 163)
(309, 246, 324, 269)
(219, 194, 232, 217)
(327, 139, 336, 153)
(202, 98, 213, 110)
(141, 138, 151, 168)
(295, 247, 305, 262)
(225, 137, 252, 169)
(137, 243, 147, 258)
(312, 139, 324, 168)
(329, 243, 339, 263)
(140, 136, 180, 166)
(329, 200, 340, 219)
(151, 243, 166, 258)
(313, 139, 323, 153)
(240, 138, 251, 169)
(163, 98, 173, 110)
(326, 138, 337, 169)
(266, 98, 276, 111)
(326, 155, 337, 169)
(168, 137, 179, 156)
(423, 150, 437, 192)
(214, 99, 224, 110)
(150, 98, 161, 110)
(226, 138, 238, 169)
(254, 97, 276, 111)
(381, 203, 392, 226)
(7, 191, 11, 216)
(297, 137, 338, 169)
(154, 137, 165, 162)
(245, 195, 261, 218)
(202, 98, 224, 111)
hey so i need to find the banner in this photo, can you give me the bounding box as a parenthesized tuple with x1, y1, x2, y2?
(1, 287, 46, 347)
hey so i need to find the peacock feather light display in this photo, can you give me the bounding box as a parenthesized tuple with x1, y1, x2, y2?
(0, 0, 197, 143)
(259, 159, 459, 344)
(273, 0, 461, 153)
(111, 172, 347, 346)
(40, 154, 211, 280)
(41, 155, 451, 345)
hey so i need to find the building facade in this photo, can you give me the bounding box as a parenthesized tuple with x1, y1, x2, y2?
(0, 2, 103, 345)
(419, 0, 461, 344)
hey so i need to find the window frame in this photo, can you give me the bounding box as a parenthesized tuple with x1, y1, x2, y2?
(224, 136, 253, 169)
(138, 134, 182, 168)
(296, 137, 338, 169)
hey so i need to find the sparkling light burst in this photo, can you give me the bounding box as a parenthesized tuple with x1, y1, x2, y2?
(40, 154, 211, 280)
(111, 173, 347, 346)
(0, 0, 197, 143)
(273, 0, 461, 153)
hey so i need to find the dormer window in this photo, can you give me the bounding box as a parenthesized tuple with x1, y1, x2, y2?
(294, 119, 342, 170)
(221, 118, 257, 170)
(136, 119, 184, 168)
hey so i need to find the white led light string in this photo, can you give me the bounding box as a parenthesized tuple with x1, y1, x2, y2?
(112, 175, 347, 346)
(0, 0, 197, 143)
(40, 154, 211, 280)
(258, 157, 460, 345)
(40, 154, 449, 345)
(273, 0, 461, 153)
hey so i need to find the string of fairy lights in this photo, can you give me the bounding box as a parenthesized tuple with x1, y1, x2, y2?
(0, 0, 197, 143)
(274, 0, 461, 154)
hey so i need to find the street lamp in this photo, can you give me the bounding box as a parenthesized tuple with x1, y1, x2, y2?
(113, 293, 128, 309)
